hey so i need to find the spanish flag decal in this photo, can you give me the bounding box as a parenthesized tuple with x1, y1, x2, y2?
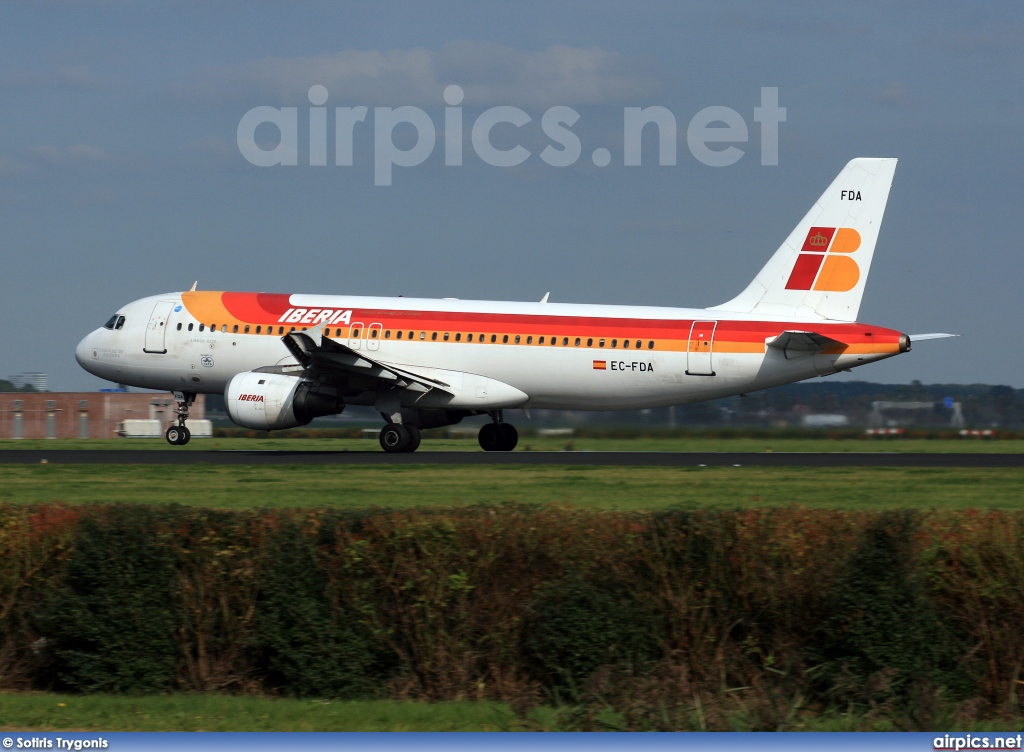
(593, 360, 607, 370)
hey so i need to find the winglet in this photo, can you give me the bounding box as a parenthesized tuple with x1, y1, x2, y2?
(189, 281, 198, 292)
(540, 292, 550, 303)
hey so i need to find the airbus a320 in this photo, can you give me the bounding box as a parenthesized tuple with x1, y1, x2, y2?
(75, 158, 952, 452)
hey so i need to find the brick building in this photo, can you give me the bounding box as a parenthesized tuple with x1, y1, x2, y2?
(0, 392, 206, 439)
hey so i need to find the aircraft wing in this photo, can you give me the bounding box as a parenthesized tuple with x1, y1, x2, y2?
(767, 330, 847, 358)
(282, 331, 452, 395)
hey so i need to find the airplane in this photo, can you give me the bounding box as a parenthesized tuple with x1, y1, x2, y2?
(75, 158, 953, 452)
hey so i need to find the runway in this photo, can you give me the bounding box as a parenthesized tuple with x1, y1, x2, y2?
(0, 450, 1022, 467)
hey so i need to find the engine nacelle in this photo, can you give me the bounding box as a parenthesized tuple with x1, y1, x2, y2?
(225, 372, 344, 431)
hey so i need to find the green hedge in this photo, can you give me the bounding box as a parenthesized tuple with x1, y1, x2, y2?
(1, 504, 1022, 727)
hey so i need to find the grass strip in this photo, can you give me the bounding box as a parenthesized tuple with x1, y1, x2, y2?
(0, 464, 1021, 510)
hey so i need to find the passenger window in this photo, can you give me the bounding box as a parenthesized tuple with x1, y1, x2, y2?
(244, 325, 250, 334)
(255, 326, 261, 334)
(408, 331, 414, 339)
(232, 325, 239, 333)
(539, 336, 545, 344)
(278, 326, 284, 335)
(611, 339, 616, 347)
(636, 340, 641, 349)
(432, 332, 438, 341)
(587, 338, 593, 347)
(199, 324, 205, 332)
(599, 339, 605, 347)
(397, 331, 403, 339)
(443, 332, 450, 341)
(176, 323, 182, 331)
(514, 335, 520, 344)
(385, 330, 391, 339)
(503, 335, 509, 343)
(222, 325, 228, 333)
(623, 339, 629, 348)
(648, 341, 654, 349)
(455, 333, 461, 342)
(527, 335, 533, 344)
(491, 334, 497, 343)
(575, 338, 581, 346)
(420, 332, 426, 340)
(188, 323, 194, 332)
(323, 328, 329, 337)
(467, 333, 473, 342)
(562, 337, 568, 346)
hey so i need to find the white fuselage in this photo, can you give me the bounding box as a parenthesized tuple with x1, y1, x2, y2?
(75, 291, 906, 413)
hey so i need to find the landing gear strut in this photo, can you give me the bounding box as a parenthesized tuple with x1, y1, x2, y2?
(478, 412, 518, 452)
(166, 391, 195, 446)
(379, 423, 422, 453)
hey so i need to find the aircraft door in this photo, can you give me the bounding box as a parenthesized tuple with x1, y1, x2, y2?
(367, 323, 382, 351)
(143, 300, 175, 354)
(348, 322, 364, 349)
(686, 320, 717, 376)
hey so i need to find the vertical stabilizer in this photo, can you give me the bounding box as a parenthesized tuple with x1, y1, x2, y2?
(711, 158, 897, 321)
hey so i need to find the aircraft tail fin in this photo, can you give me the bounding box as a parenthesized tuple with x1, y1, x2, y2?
(711, 158, 897, 322)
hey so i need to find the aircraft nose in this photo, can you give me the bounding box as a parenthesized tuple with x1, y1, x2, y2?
(75, 333, 94, 369)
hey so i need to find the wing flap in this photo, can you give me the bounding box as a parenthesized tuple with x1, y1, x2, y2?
(282, 332, 452, 393)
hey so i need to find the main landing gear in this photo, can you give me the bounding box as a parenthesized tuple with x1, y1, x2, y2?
(165, 391, 195, 446)
(478, 412, 518, 452)
(376, 412, 519, 453)
(379, 423, 422, 454)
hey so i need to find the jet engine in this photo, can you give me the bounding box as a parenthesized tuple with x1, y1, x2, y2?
(225, 371, 344, 431)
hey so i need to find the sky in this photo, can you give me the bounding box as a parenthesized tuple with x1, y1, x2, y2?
(1, 1, 1021, 390)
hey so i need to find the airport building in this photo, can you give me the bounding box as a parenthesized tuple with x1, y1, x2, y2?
(6, 372, 49, 392)
(0, 392, 207, 439)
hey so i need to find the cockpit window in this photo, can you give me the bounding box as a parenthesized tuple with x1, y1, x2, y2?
(114, 316, 125, 330)
(103, 314, 126, 330)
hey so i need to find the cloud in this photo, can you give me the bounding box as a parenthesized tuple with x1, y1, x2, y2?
(932, 28, 1024, 55)
(177, 42, 661, 107)
(0, 154, 31, 179)
(876, 80, 910, 106)
(28, 144, 112, 165)
(0, 64, 101, 90)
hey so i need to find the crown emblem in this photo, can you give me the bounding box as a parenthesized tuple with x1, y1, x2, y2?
(807, 231, 829, 248)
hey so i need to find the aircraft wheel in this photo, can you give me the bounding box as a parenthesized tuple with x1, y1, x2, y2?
(379, 424, 412, 453)
(166, 425, 184, 445)
(498, 423, 518, 452)
(478, 423, 502, 451)
(179, 426, 191, 445)
(406, 425, 422, 452)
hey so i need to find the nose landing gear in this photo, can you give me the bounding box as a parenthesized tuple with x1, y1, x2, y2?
(478, 412, 518, 452)
(165, 391, 196, 446)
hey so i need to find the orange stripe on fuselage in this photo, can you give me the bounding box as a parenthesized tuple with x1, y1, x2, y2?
(178, 292, 904, 356)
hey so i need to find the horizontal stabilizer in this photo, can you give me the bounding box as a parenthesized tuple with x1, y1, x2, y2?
(908, 333, 958, 342)
(767, 330, 847, 354)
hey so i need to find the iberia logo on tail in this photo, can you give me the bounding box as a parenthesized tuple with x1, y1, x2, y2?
(785, 227, 861, 292)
